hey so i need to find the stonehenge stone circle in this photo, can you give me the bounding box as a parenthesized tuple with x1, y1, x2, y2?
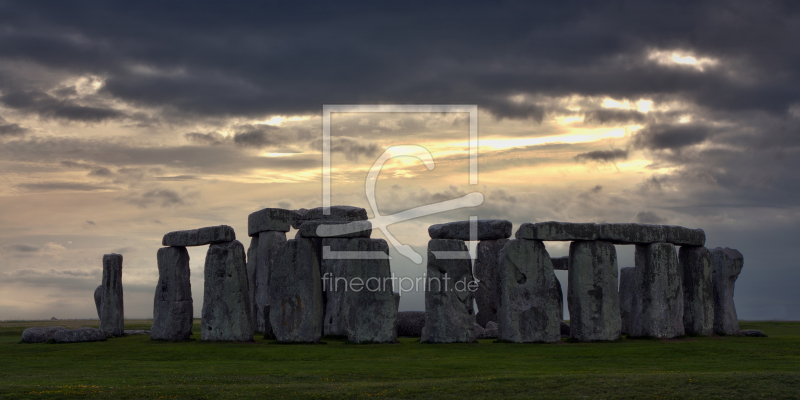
(268, 238, 324, 342)
(162, 225, 236, 247)
(247, 207, 293, 236)
(497, 239, 561, 343)
(94, 284, 103, 319)
(515, 222, 705, 246)
(54, 327, 108, 343)
(618, 267, 636, 334)
(421, 239, 477, 343)
(151, 246, 194, 341)
(474, 238, 509, 327)
(567, 240, 621, 341)
(397, 311, 425, 337)
(711, 247, 744, 336)
(201, 240, 254, 342)
(100, 253, 124, 336)
(428, 219, 512, 241)
(299, 220, 372, 238)
(679, 246, 713, 336)
(342, 238, 398, 343)
(246, 231, 287, 333)
(21, 326, 68, 343)
(628, 243, 684, 338)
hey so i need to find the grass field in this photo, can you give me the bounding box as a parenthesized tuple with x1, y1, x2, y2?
(1, 320, 799, 399)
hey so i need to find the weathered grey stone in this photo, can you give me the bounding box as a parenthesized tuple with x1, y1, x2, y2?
(21, 326, 68, 343)
(474, 239, 509, 327)
(54, 327, 108, 343)
(201, 240, 253, 341)
(551, 256, 569, 270)
(428, 219, 512, 241)
(560, 321, 571, 337)
(421, 239, 476, 343)
(162, 225, 236, 247)
(94, 285, 103, 319)
(124, 330, 150, 335)
(397, 311, 425, 337)
(263, 305, 276, 340)
(293, 206, 368, 228)
(497, 239, 561, 343)
(247, 208, 294, 236)
(553, 273, 564, 322)
(342, 238, 398, 343)
(711, 247, 744, 336)
(268, 238, 324, 342)
(151, 246, 193, 341)
(567, 241, 621, 341)
(481, 321, 499, 339)
(679, 246, 713, 336)
(619, 267, 636, 335)
(321, 238, 350, 337)
(515, 222, 705, 246)
(629, 243, 684, 338)
(246, 231, 287, 333)
(100, 254, 124, 336)
(299, 220, 372, 238)
(739, 329, 767, 337)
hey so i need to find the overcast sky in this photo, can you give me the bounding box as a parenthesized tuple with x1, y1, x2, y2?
(1, 1, 798, 320)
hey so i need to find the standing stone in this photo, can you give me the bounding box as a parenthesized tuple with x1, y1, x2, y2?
(246, 231, 287, 333)
(567, 241, 621, 341)
(474, 239, 509, 327)
(397, 311, 425, 337)
(263, 305, 276, 340)
(94, 285, 103, 319)
(497, 239, 561, 343)
(711, 247, 744, 336)
(321, 237, 351, 337)
(629, 243, 684, 338)
(247, 207, 293, 236)
(679, 246, 713, 336)
(201, 240, 253, 341)
(100, 254, 124, 336)
(342, 238, 398, 343)
(268, 238, 324, 342)
(151, 246, 193, 341)
(421, 239, 476, 343)
(619, 267, 636, 334)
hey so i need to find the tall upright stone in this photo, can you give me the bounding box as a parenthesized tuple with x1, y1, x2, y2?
(421, 239, 476, 343)
(100, 254, 124, 336)
(497, 239, 561, 343)
(201, 240, 253, 341)
(321, 237, 350, 337)
(342, 238, 398, 343)
(629, 243, 684, 338)
(474, 239, 509, 327)
(246, 231, 287, 333)
(619, 267, 636, 334)
(567, 241, 621, 341)
(711, 247, 744, 336)
(94, 285, 103, 319)
(268, 238, 323, 342)
(151, 246, 194, 341)
(679, 246, 713, 336)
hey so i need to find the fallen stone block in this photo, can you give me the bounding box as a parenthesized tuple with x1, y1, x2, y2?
(711, 247, 744, 336)
(124, 330, 150, 335)
(739, 329, 767, 337)
(474, 239, 509, 327)
(299, 220, 372, 238)
(162, 225, 236, 247)
(246, 231, 287, 333)
(428, 219, 512, 241)
(151, 246, 194, 341)
(477, 321, 498, 339)
(422, 239, 477, 343)
(21, 326, 68, 343)
(497, 239, 561, 343)
(342, 238, 398, 343)
(629, 243, 684, 338)
(268, 238, 324, 342)
(247, 208, 294, 236)
(397, 311, 425, 337)
(54, 327, 108, 343)
(201, 240, 253, 342)
(100, 254, 124, 336)
(568, 240, 621, 341)
(679, 246, 713, 336)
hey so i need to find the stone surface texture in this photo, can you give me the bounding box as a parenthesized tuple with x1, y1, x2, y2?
(21, 326, 68, 343)
(246, 231, 287, 333)
(397, 311, 425, 337)
(151, 246, 193, 341)
(247, 208, 294, 236)
(428, 219, 512, 241)
(711, 247, 744, 336)
(619, 267, 636, 334)
(477, 321, 499, 339)
(320, 238, 351, 337)
(201, 240, 253, 341)
(299, 220, 372, 238)
(515, 222, 705, 246)
(124, 330, 150, 335)
(497, 239, 561, 343)
(421, 239, 477, 343)
(628, 243, 685, 338)
(54, 327, 108, 343)
(679, 246, 714, 336)
(739, 329, 767, 337)
(560, 321, 571, 337)
(268, 238, 324, 342)
(263, 305, 276, 340)
(162, 225, 236, 247)
(100, 254, 124, 336)
(342, 238, 398, 343)
(551, 256, 569, 270)
(567, 240, 621, 341)
(474, 239, 509, 327)
(94, 285, 103, 319)
(293, 206, 368, 228)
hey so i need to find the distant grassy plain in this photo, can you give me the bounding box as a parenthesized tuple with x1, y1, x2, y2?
(1, 320, 799, 399)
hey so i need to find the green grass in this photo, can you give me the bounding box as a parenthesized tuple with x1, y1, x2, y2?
(1, 320, 799, 399)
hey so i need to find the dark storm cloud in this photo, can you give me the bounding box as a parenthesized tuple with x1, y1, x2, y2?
(233, 125, 281, 148)
(633, 123, 713, 151)
(584, 109, 646, 125)
(184, 132, 226, 145)
(0, 90, 127, 122)
(575, 149, 629, 163)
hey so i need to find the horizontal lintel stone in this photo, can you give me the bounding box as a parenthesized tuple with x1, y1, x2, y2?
(515, 221, 704, 246)
(162, 225, 236, 247)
